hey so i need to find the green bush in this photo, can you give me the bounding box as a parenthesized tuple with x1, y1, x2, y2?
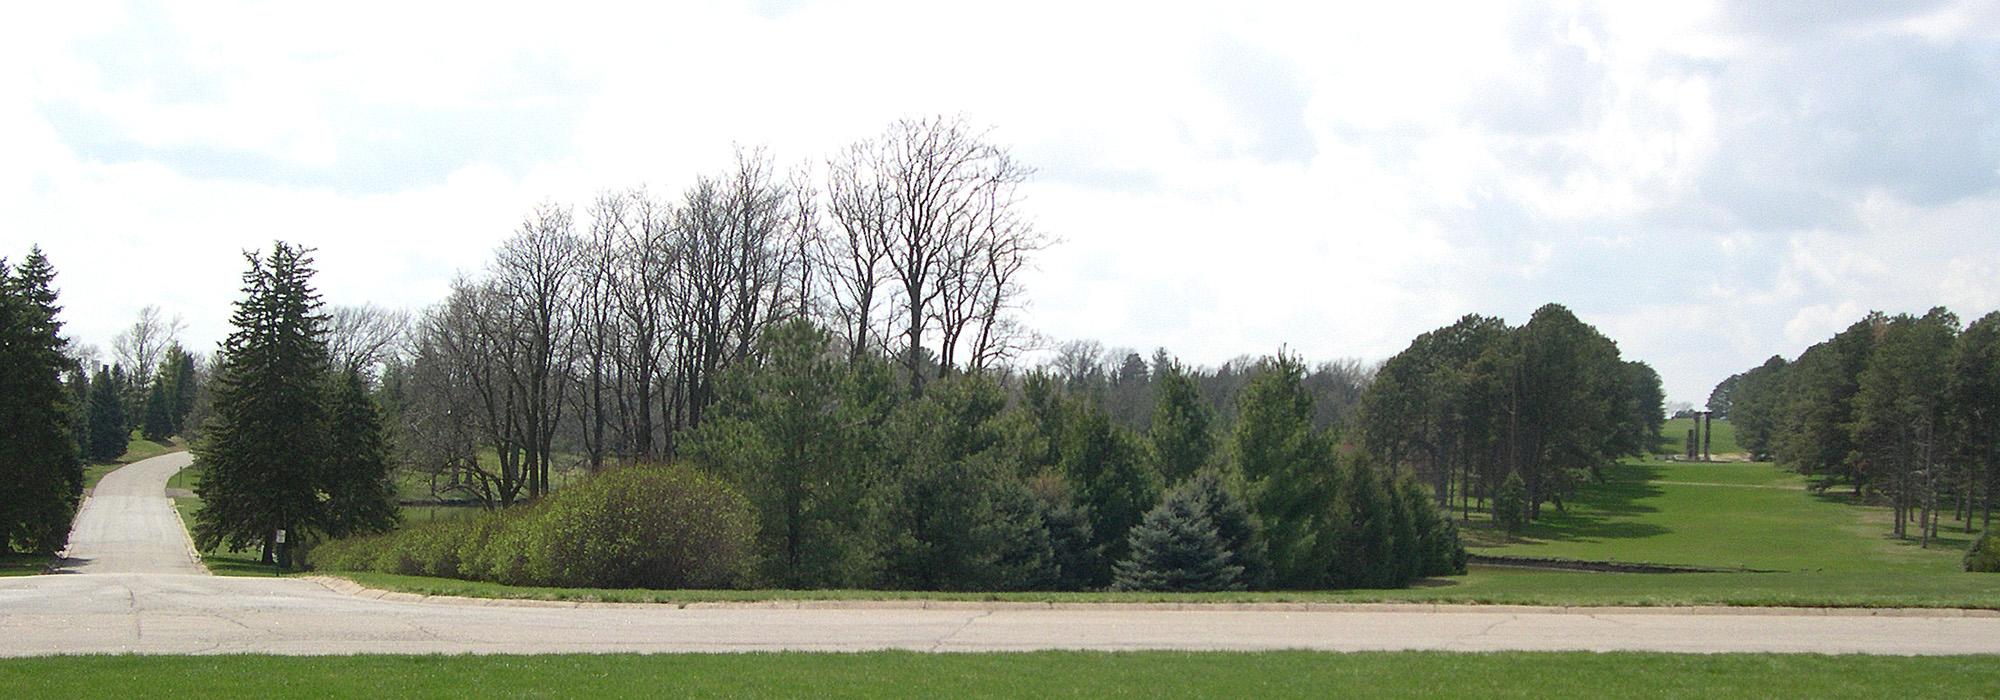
(520, 465, 755, 589)
(314, 464, 756, 590)
(1967, 531, 2000, 573)
(1493, 471, 1529, 533)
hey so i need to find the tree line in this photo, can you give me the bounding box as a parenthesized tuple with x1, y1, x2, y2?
(1713, 307, 2000, 546)
(1355, 305, 1665, 529)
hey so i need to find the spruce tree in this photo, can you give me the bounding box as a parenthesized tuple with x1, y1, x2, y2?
(162, 343, 200, 434)
(1182, 469, 1269, 588)
(194, 242, 332, 566)
(1110, 480, 1243, 592)
(1149, 358, 1216, 486)
(85, 365, 127, 462)
(142, 380, 173, 442)
(320, 369, 399, 539)
(0, 249, 84, 552)
(1060, 401, 1161, 578)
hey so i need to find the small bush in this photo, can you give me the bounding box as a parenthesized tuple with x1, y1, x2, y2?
(1968, 531, 2000, 573)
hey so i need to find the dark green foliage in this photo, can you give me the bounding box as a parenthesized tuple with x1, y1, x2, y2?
(141, 379, 172, 442)
(1966, 531, 2000, 573)
(84, 365, 127, 462)
(1949, 312, 2000, 532)
(685, 320, 897, 589)
(318, 464, 756, 589)
(160, 344, 199, 435)
(1357, 314, 1507, 517)
(1059, 400, 1161, 578)
(0, 248, 83, 553)
(194, 242, 333, 563)
(1025, 472, 1103, 590)
(1494, 471, 1529, 533)
(1110, 478, 1243, 592)
(1772, 319, 1875, 486)
(883, 375, 1055, 591)
(1148, 357, 1216, 486)
(1729, 356, 1788, 461)
(320, 369, 399, 539)
(1231, 353, 1337, 588)
(1182, 470, 1269, 588)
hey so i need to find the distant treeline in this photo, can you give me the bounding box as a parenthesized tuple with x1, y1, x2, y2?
(1712, 307, 2000, 545)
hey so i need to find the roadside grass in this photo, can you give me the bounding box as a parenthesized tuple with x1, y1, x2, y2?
(1460, 457, 1972, 574)
(169, 497, 285, 577)
(326, 566, 2000, 610)
(4, 651, 1999, 698)
(0, 553, 54, 577)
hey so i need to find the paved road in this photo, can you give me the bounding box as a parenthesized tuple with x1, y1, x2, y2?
(6, 456, 2000, 657)
(60, 452, 202, 575)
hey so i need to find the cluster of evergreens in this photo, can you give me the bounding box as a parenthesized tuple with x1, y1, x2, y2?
(1714, 307, 2000, 547)
(192, 243, 399, 566)
(0, 248, 83, 554)
(1355, 305, 1665, 528)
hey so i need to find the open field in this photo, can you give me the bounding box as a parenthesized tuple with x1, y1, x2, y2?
(3, 651, 1997, 698)
(1460, 457, 1974, 574)
(1658, 417, 1740, 456)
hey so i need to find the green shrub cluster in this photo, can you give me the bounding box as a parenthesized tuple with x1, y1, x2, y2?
(1967, 531, 2000, 573)
(316, 464, 754, 589)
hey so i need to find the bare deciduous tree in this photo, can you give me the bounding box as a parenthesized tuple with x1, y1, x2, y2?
(113, 305, 186, 384)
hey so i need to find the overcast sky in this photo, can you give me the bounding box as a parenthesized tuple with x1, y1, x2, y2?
(5, 1, 1999, 408)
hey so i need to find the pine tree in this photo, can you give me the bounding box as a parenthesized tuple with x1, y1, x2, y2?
(1060, 400, 1161, 577)
(0, 249, 84, 552)
(1148, 358, 1216, 486)
(1232, 352, 1338, 588)
(193, 242, 332, 567)
(1181, 469, 1269, 588)
(1494, 470, 1529, 533)
(85, 365, 127, 462)
(162, 343, 200, 434)
(142, 380, 173, 442)
(320, 369, 399, 539)
(1111, 479, 1244, 592)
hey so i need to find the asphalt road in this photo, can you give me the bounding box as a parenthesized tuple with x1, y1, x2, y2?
(5, 454, 2000, 657)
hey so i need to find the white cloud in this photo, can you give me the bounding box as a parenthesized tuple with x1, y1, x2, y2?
(4, 0, 1999, 409)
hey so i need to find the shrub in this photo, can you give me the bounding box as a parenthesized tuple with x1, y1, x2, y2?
(1111, 477, 1245, 592)
(519, 464, 756, 589)
(1968, 531, 2000, 573)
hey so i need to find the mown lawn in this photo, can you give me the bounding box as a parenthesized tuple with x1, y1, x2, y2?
(3, 651, 1997, 698)
(170, 496, 283, 577)
(329, 566, 2000, 610)
(1461, 458, 1974, 574)
(1659, 417, 1740, 456)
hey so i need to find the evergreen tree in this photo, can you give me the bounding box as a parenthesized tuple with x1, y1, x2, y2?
(1180, 469, 1269, 588)
(85, 365, 127, 462)
(1148, 357, 1216, 486)
(1232, 352, 1338, 588)
(142, 379, 173, 442)
(193, 242, 333, 567)
(1025, 472, 1103, 590)
(686, 320, 898, 588)
(1110, 480, 1243, 592)
(1493, 470, 1528, 533)
(1059, 400, 1161, 579)
(0, 249, 84, 552)
(319, 369, 399, 539)
(161, 343, 200, 434)
(1949, 312, 2000, 532)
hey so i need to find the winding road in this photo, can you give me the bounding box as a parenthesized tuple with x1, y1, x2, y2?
(3, 454, 1999, 657)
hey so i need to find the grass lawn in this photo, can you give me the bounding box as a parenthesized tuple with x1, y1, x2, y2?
(1460, 457, 1974, 574)
(330, 565, 2000, 610)
(3, 651, 1997, 698)
(1657, 417, 1741, 456)
(0, 553, 54, 577)
(170, 496, 287, 577)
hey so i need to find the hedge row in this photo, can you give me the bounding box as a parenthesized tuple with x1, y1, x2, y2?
(315, 464, 756, 589)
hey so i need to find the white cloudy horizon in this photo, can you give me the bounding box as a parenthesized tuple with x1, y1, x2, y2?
(5, 0, 1999, 408)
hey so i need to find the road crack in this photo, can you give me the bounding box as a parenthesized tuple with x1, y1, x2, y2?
(929, 610, 996, 652)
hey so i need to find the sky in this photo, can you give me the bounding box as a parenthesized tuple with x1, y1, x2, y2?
(4, 1, 1999, 409)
